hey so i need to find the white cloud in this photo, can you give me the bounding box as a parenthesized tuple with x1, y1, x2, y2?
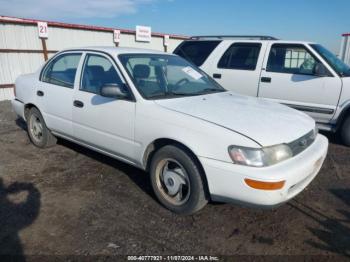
(0, 0, 155, 19)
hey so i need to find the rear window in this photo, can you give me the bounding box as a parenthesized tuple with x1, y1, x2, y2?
(174, 40, 221, 66)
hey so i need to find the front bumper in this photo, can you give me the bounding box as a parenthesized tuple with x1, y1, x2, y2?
(200, 134, 328, 208)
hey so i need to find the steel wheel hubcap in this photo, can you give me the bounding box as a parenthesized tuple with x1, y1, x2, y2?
(155, 158, 190, 206)
(29, 114, 43, 142)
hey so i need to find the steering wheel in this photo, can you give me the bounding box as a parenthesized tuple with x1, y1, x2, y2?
(173, 78, 190, 90)
(299, 58, 315, 74)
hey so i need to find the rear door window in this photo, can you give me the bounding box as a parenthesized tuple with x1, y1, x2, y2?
(174, 40, 221, 66)
(218, 43, 261, 70)
(42, 53, 82, 88)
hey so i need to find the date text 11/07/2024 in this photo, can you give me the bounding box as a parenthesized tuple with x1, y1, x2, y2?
(127, 255, 220, 261)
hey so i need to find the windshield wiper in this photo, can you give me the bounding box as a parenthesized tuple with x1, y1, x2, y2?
(195, 88, 224, 95)
(168, 91, 193, 96)
(147, 91, 192, 99)
(147, 89, 222, 99)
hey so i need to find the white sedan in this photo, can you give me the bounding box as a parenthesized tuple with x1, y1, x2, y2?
(12, 47, 328, 214)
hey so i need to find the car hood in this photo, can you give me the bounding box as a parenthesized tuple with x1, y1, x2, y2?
(155, 91, 315, 147)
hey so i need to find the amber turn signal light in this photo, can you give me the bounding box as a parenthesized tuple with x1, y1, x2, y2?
(244, 179, 285, 190)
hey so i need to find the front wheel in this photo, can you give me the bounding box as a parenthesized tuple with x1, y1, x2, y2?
(27, 107, 57, 148)
(150, 145, 208, 215)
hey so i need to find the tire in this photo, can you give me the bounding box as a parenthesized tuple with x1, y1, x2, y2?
(27, 107, 57, 148)
(150, 145, 208, 215)
(340, 115, 350, 146)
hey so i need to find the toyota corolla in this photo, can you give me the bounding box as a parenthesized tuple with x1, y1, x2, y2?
(12, 47, 328, 214)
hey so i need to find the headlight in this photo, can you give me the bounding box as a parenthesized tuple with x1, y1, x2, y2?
(228, 144, 293, 167)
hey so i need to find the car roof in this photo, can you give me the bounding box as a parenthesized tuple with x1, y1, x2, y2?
(60, 46, 173, 56)
(182, 39, 316, 45)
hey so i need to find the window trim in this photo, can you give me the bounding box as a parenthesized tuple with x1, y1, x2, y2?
(40, 52, 83, 89)
(79, 54, 99, 95)
(79, 52, 136, 102)
(265, 43, 333, 77)
(217, 42, 262, 71)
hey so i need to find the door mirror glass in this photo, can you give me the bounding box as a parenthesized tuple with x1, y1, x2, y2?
(100, 83, 129, 99)
(313, 63, 330, 77)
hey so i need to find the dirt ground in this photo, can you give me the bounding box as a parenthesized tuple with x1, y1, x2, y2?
(0, 100, 349, 259)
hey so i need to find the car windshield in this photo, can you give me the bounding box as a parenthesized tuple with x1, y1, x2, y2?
(118, 54, 225, 99)
(311, 44, 350, 77)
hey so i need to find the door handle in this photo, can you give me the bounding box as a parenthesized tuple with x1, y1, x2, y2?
(73, 100, 84, 108)
(261, 77, 272, 83)
(213, 73, 222, 79)
(37, 90, 44, 97)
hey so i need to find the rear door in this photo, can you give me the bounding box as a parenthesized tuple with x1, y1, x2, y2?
(202, 41, 267, 97)
(37, 52, 82, 137)
(258, 43, 342, 123)
(72, 52, 136, 162)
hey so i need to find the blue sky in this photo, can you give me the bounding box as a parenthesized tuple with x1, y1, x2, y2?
(1, 0, 349, 53)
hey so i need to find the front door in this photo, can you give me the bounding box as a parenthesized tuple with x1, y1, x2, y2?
(258, 43, 342, 123)
(72, 52, 136, 162)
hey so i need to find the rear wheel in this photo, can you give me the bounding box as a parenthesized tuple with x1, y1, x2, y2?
(150, 145, 208, 215)
(27, 107, 57, 148)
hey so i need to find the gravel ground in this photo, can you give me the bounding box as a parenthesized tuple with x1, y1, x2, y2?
(0, 100, 349, 260)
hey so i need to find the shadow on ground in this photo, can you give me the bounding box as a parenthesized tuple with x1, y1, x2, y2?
(307, 189, 350, 257)
(15, 117, 210, 208)
(15, 117, 156, 203)
(0, 178, 41, 260)
(290, 189, 350, 257)
(58, 138, 155, 199)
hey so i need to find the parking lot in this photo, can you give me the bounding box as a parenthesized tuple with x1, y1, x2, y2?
(0, 100, 349, 258)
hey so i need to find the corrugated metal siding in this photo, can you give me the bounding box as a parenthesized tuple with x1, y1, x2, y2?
(0, 53, 44, 83)
(0, 20, 184, 101)
(0, 87, 14, 100)
(339, 35, 350, 65)
(45, 26, 178, 52)
(0, 23, 42, 49)
(47, 27, 113, 50)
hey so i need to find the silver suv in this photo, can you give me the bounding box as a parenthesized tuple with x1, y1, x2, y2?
(174, 35, 350, 146)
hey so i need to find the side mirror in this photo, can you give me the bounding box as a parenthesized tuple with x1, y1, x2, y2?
(100, 84, 129, 99)
(313, 63, 330, 77)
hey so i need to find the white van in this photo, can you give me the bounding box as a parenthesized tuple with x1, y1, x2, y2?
(174, 36, 350, 145)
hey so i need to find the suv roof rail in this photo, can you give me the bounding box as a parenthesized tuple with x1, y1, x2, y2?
(189, 35, 279, 40)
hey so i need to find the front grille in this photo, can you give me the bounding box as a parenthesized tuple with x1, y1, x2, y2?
(288, 130, 315, 156)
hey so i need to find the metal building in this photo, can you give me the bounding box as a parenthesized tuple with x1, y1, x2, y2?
(339, 33, 350, 65)
(0, 16, 187, 101)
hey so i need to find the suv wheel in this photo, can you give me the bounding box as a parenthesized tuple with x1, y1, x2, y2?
(340, 115, 350, 146)
(27, 107, 57, 148)
(150, 145, 208, 215)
